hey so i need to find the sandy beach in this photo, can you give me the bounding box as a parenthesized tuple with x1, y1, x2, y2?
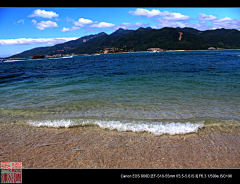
(0, 122, 239, 168)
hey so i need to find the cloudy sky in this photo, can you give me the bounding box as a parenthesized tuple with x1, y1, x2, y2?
(1, 8, 240, 57)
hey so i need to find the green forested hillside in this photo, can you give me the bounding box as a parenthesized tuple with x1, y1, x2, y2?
(108, 27, 240, 51)
(9, 27, 240, 58)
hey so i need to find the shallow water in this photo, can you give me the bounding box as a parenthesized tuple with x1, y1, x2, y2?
(1, 51, 240, 135)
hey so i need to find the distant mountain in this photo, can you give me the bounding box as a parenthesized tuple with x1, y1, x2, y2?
(108, 27, 205, 51)
(71, 28, 134, 54)
(8, 27, 240, 58)
(176, 27, 201, 35)
(9, 32, 107, 58)
(109, 28, 134, 37)
(109, 27, 240, 51)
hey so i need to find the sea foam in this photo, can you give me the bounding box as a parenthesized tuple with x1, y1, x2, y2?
(95, 120, 204, 135)
(27, 119, 74, 128)
(27, 119, 204, 135)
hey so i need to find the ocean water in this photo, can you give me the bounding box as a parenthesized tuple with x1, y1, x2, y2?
(1, 50, 240, 135)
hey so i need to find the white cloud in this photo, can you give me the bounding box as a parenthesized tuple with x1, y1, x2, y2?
(162, 12, 190, 21)
(78, 18, 93, 24)
(214, 17, 232, 23)
(192, 23, 215, 31)
(114, 22, 149, 30)
(128, 8, 189, 21)
(60, 26, 80, 32)
(212, 17, 240, 29)
(157, 19, 188, 28)
(114, 23, 135, 29)
(31, 19, 37, 24)
(18, 19, 24, 24)
(28, 9, 59, 19)
(128, 8, 191, 30)
(135, 22, 149, 27)
(128, 8, 169, 18)
(32, 20, 58, 30)
(197, 13, 240, 30)
(0, 37, 79, 45)
(13, 19, 25, 25)
(73, 18, 94, 27)
(198, 13, 218, 21)
(90, 22, 115, 28)
(155, 12, 240, 30)
(60, 27, 70, 32)
(176, 22, 187, 27)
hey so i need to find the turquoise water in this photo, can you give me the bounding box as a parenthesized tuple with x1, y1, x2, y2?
(1, 51, 240, 135)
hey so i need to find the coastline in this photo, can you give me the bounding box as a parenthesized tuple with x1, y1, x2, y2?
(132, 49, 240, 53)
(68, 49, 240, 55)
(0, 122, 239, 168)
(5, 49, 240, 59)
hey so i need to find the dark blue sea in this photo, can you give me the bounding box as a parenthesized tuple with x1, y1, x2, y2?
(1, 50, 240, 135)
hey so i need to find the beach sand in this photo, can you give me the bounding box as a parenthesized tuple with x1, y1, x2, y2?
(0, 122, 239, 168)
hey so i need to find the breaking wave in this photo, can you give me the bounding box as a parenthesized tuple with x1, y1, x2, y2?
(27, 119, 204, 135)
(27, 119, 74, 128)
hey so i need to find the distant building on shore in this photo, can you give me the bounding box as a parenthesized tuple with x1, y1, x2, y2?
(103, 47, 119, 54)
(208, 47, 216, 50)
(32, 55, 44, 59)
(147, 48, 164, 52)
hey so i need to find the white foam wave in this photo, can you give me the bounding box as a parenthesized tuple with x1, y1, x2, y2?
(94, 120, 204, 135)
(27, 119, 204, 135)
(27, 119, 74, 128)
(61, 56, 73, 58)
(3, 59, 23, 62)
(48, 57, 61, 60)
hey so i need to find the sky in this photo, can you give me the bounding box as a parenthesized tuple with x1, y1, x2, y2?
(0, 8, 240, 57)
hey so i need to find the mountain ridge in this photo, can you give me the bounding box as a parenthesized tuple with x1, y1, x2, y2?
(8, 32, 107, 58)
(7, 27, 240, 58)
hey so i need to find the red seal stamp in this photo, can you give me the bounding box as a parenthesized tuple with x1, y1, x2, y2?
(1, 162, 22, 183)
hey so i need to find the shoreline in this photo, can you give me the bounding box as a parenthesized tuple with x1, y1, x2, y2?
(0, 123, 239, 168)
(5, 49, 240, 60)
(73, 49, 240, 55)
(129, 49, 240, 53)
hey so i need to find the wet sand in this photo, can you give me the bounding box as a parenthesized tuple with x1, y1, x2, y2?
(0, 122, 239, 168)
